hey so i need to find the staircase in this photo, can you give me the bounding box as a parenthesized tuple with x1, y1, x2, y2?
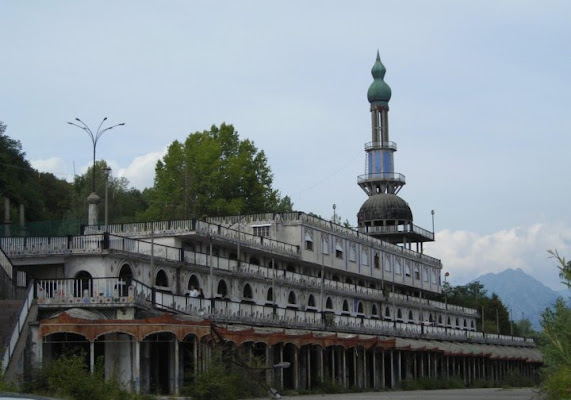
(0, 300, 23, 352)
(1, 245, 34, 384)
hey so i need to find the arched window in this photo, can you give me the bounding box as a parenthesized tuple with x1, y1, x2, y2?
(308, 294, 316, 307)
(463, 319, 467, 329)
(397, 309, 403, 320)
(371, 304, 378, 317)
(243, 284, 253, 300)
(288, 291, 296, 305)
(439, 315, 443, 324)
(374, 253, 380, 269)
(188, 274, 200, 291)
(471, 320, 475, 329)
(429, 313, 434, 323)
(266, 287, 273, 302)
(155, 269, 168, 288)
(455, 318, 459, 327)
(75, 271, 92, 297)
(118, 264, 133, 297)
(408, 310, 414, 322)
(217, 280, 228, 298)
(342, 300, 349, 313)
(447, 316, 451, 326)
(326, 297, 333, 310)
(357, 302, 364, 314)
(385, 307, 391, 318)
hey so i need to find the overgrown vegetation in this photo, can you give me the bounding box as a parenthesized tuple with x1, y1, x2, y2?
(538, 251, 571, 399)
(20, 354, 152, 400)
(182, 349, 268, 400)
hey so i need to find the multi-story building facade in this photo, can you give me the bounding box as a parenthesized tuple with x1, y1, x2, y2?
(0, 53, 540, 396)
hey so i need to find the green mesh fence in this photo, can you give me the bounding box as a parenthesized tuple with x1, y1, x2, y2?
(0, 219, 84, 237)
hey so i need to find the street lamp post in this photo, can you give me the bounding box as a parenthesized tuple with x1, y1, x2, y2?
(444, 271, 450, 333)
(67, 117, 125, 193)
(104, 167, 112, 232)
(431, 209, 435, 238)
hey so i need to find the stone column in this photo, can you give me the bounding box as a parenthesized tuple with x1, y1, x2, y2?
(174, 339, 179, 395)
(87, 192, 101, 226)
(134, 340, 141, 393)
(90, 341, 95, 373)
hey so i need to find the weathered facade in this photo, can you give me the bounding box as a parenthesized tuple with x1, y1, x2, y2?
(0, 54, 541, 396)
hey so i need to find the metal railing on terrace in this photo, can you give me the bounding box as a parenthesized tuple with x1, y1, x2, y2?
(358, 172, 406, 184)
(85, 220, 196, 236)
(364, 141, 397, 151)
(32, 277, 533, 346)
(387, 292, 479, 317)
(194, 221, 300, 257)
(84, 219, 300, 258)
(358, 224, 434, 241)
(89, 214, 440, 267)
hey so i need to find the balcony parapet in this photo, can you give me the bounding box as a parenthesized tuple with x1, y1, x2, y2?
(387, 292, 480, 317)
(34, 278, 532, 346)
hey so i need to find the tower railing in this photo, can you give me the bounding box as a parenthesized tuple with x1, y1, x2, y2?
(364, 141, 397, 151)
(358, 224, 434, 241)
(358, 172, 406, 183)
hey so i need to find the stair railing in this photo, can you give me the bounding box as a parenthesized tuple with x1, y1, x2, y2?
(1, 279, 34, 373)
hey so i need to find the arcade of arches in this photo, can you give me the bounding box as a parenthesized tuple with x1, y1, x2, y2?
(36, 311, 541, 395)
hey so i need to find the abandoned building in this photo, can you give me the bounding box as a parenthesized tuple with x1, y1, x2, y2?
(0, 53, 541, 395)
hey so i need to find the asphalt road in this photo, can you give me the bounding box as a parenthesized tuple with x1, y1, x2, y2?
(273, 388, 543, 400)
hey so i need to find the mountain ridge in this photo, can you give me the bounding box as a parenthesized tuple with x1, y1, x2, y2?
(471, 268, 564, 330)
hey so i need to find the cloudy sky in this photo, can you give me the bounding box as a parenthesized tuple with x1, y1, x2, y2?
(2, 1, 570, 291)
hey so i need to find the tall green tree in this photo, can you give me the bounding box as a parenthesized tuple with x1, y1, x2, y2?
(539, 251, 571, 399)
(145, 123, 293, 220)
(71, 160, 148, 224)
(0, 121, 73, 224)
(431, 281, 514, 334)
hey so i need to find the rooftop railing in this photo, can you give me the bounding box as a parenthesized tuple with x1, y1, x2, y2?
(86, 214, 441, 267)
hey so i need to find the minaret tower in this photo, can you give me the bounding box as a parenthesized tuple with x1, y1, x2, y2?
(357, 52, 434, 250)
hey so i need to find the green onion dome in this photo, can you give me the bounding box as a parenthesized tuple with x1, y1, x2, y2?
(367, 51, 392, 106)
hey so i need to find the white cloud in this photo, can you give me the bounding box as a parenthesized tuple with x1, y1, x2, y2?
(116, 148, 167, 190)
(426, 224, 571, 291)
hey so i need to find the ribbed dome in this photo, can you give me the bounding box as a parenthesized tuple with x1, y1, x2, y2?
(357, 194, 412, 223)
(367, 51, 392, 105)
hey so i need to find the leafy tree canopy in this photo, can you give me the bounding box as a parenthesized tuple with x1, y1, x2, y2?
(539, 250, 571, 399)
(145, 123, 293, 220)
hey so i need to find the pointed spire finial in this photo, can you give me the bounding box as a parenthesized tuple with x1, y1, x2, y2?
(367, 51, 391, 105)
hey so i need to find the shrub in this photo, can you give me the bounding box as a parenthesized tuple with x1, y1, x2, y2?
(24, 353, 152, 400)
(183, 352, 267, 400)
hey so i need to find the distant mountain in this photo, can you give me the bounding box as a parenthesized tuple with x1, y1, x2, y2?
(472, 268, 563, 330)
